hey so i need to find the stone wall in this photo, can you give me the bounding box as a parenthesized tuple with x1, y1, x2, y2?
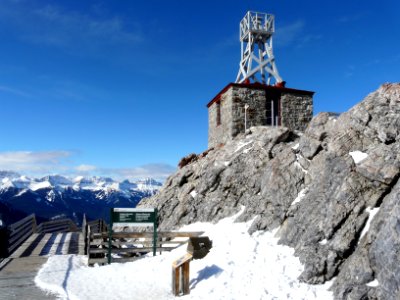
(231, 86, 267, 138)
(208, 88, 233, 148)
(280, 92, 313, 132)
(208, 83, 314, 148)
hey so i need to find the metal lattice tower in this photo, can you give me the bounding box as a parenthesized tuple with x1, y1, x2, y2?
(236, 11, 283, 85)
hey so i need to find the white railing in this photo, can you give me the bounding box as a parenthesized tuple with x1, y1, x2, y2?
(240, 11, 275, 41)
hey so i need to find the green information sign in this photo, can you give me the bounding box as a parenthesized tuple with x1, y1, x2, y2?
(112, 208, 156, 226)
(108, 207, 158, 264)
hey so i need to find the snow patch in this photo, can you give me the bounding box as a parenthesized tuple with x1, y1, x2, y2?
(190, 190, 198, 198)
(291, 188, 307, 206)
(319, 239, 328, 245)
(242, 147, 252, 154)
(46, 190, 56, 202)
(294, 162, 308, 174)
(234, 140, 253, 153)
(35, 212, 333, 300)
(349, 151, 368, 164)
(214, 161, 230, 168)
(294, 154, 308, 174)
(292, 143, 299, 150)
(15, 189, 28, 197)
(359, 207, 380, 243)
(366, 279, 379, 287)
(30, 181, 52, 191)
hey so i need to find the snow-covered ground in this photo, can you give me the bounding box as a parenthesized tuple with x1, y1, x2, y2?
(35, 210, 333, 300)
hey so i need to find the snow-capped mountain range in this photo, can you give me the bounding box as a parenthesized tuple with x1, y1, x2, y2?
(0, 171, 161, 194)
(0, 171, 162, 226)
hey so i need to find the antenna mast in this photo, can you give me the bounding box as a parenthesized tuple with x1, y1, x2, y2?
(236, 11, 283, 85)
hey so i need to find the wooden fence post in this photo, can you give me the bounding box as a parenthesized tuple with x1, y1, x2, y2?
(32, 215, 37, 233)
(172, 253, 193, 296)
(0, 226, 9, 258)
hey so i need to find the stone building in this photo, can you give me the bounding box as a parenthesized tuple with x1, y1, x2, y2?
(207, 82, 314, 148)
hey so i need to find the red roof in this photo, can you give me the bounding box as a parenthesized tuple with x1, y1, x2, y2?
(206, 82, 315, 108)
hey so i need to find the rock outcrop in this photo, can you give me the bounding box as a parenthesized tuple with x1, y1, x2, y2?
(139, 83, 400, 300)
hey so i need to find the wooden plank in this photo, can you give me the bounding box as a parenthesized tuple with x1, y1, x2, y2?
(172, 267, 180, 296)
(88, 256, 144, 266)
(158, 240, 188, 245)
(8, 222, 34, 245)
(9, 234, 38, 258)
(60, 232, 72, 254)
(31, 234, 52, 256)
(100, 231, 204, 239)
(7, 230, 34, 254)
(88, 257, 108, 265)
(159, 231, 204, 238)
(172, 254, 192, 296)
(182, 261, 190, 295)
(40, 225, 72, 233)
(47, 233, 63, 255)
(37, 219, 78, 233)
(97, 240, 187, 247)
(109, 256, 143, 263)
(172, 253, 193, 268)
(8, 214, 35, 232)
(89, 246, 177, 254)
(78, 232, 85, 255)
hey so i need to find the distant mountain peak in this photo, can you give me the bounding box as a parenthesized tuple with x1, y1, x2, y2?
(0, 171, 21, 180)
(0, 172, 163, 226)
(0, 171, 162, 194)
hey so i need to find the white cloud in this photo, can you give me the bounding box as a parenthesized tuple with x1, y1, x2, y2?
(30, 4, 142, 47)
(0, 151, 71, 174)
(275, 20, 305, 47)
(0, 151, 175, 182)
(75, 164, 97, 172)
(0, 1, 142, 54)
(337, 13, 367, 24)
(0, 85, 31, 97)
(105, 164, 176, 182)
(275, 20, 323, 49)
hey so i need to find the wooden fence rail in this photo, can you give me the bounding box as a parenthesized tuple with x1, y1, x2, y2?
(87, 230, 204, 266)
(1, 214, 37, 257)
(0, 214, 81, 258)
(87, 219, 108, 234)
(36, 218, 79, 234)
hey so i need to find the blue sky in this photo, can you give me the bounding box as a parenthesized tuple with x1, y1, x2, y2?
(0, 0, 399, 181)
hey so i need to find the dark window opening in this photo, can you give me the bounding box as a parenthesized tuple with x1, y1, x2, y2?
(216, 101, 221, 126)
(265, 93, 281, 126)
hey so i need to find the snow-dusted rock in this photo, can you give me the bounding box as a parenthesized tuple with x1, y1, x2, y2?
(139, 83, 400, 299)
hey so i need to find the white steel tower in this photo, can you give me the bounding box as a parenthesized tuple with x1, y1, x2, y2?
(236, 11, 283, 85)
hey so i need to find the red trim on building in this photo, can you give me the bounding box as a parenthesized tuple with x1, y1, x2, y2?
(206, 82, 315, 108)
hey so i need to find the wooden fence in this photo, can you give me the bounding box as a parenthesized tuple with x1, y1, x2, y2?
(36, 218, 79, 234)
(0, 214, 37, 257)
(1, 213, 205, 269)
(0, 214, 82, 258)
(87, 229, 204, 266)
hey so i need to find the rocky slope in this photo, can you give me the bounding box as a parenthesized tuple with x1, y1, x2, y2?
(139, 83, 400, 300)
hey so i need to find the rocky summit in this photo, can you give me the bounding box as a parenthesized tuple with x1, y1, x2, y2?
(139, 83, 400, 300)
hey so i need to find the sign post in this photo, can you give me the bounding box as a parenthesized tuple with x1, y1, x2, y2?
(109, 207, 158, 264)
(108, 215, 113, 264)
